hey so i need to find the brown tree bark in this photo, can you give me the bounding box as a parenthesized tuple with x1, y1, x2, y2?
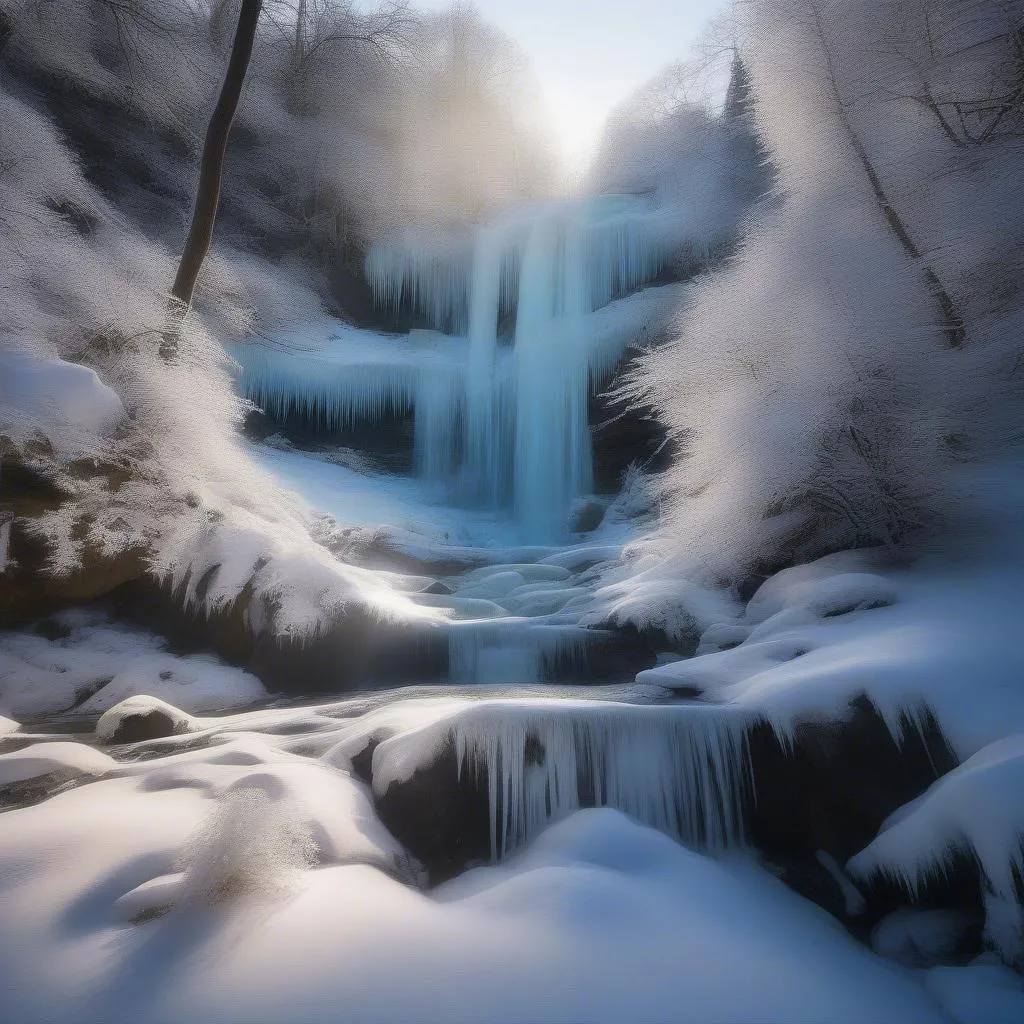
(167, 0, 262, 328)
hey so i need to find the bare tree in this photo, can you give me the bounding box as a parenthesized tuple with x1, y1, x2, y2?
(888, 0, 1024, 149)
(808, 0, 967, 349)
(163, 0, 261, 357)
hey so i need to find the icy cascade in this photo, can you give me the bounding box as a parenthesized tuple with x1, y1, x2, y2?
(448, 702, 754, 861)
(367, 197, 676, 540)
(231, 326, 467, 432)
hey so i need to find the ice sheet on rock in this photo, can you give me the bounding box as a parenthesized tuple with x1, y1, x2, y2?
(849, 734, 1024, 965)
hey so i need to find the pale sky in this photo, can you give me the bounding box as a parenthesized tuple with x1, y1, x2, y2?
(371, 0, 729, 172)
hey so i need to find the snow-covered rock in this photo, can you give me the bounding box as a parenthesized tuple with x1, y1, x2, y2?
(850, 734, 1024, 967)
(97, 696, 198, 744)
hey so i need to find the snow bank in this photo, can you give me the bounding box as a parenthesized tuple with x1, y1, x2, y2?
(0, 789, 953, 1024)
(0, 349, 124, 456)
(636, 548, 1024, 759)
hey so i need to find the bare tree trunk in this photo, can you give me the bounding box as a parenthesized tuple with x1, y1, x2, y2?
(809, 2, 966, 349)
(167, 0, 261, 332)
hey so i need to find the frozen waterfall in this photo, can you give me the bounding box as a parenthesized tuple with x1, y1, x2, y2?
(234, 196, 678, 542)
(368, 196, 676, 542)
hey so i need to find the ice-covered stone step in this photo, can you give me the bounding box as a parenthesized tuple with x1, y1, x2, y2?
(407, 594, 509, 619)
(455, 571, 526, 600)
(462, 562, 571, 585)
(504, 587, 591, 617)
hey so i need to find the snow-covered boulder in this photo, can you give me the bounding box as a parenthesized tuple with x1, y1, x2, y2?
(97, 696, 198, 745)
(849, 734, 1024, 968)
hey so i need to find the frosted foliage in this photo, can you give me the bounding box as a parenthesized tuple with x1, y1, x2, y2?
(178, 788, 317, 906)
(0, 64, 441, 635)
(623, 0, 1024, 586)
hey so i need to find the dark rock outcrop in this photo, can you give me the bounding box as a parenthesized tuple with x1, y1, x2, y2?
(373, 736, 493, 885)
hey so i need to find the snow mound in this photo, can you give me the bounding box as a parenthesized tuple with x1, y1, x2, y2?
(220, 762, 419, 881)
(0, 740, 113, 787)
(925, 961, 1024, 1024)
(0, 349, 124, 456)
(176, 787, 317, 905)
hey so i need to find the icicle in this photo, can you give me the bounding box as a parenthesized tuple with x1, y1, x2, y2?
(414, 368, 464, 480)
(462, 224, 508, 504)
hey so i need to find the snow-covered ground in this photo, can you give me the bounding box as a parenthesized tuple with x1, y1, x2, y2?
(3, 511, 1024, 1021)
(0, 725, 1004, 1024)
(254, 441, 525, 549)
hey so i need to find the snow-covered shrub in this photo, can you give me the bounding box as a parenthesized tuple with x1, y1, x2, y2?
(620, 0, 1024, 589)
(178, 787, 316, 905)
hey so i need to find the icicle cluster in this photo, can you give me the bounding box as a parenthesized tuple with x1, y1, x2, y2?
(451, 701, 753, 860)
(229, 328, 468, 432)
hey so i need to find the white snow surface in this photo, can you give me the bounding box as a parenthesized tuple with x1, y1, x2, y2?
(0, 348, 125, 456)
(0, 740, 114, 786)
(0, 610, 267, 718)
(0, 767, 953, 1024)
(637, 548, 1024, 758)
